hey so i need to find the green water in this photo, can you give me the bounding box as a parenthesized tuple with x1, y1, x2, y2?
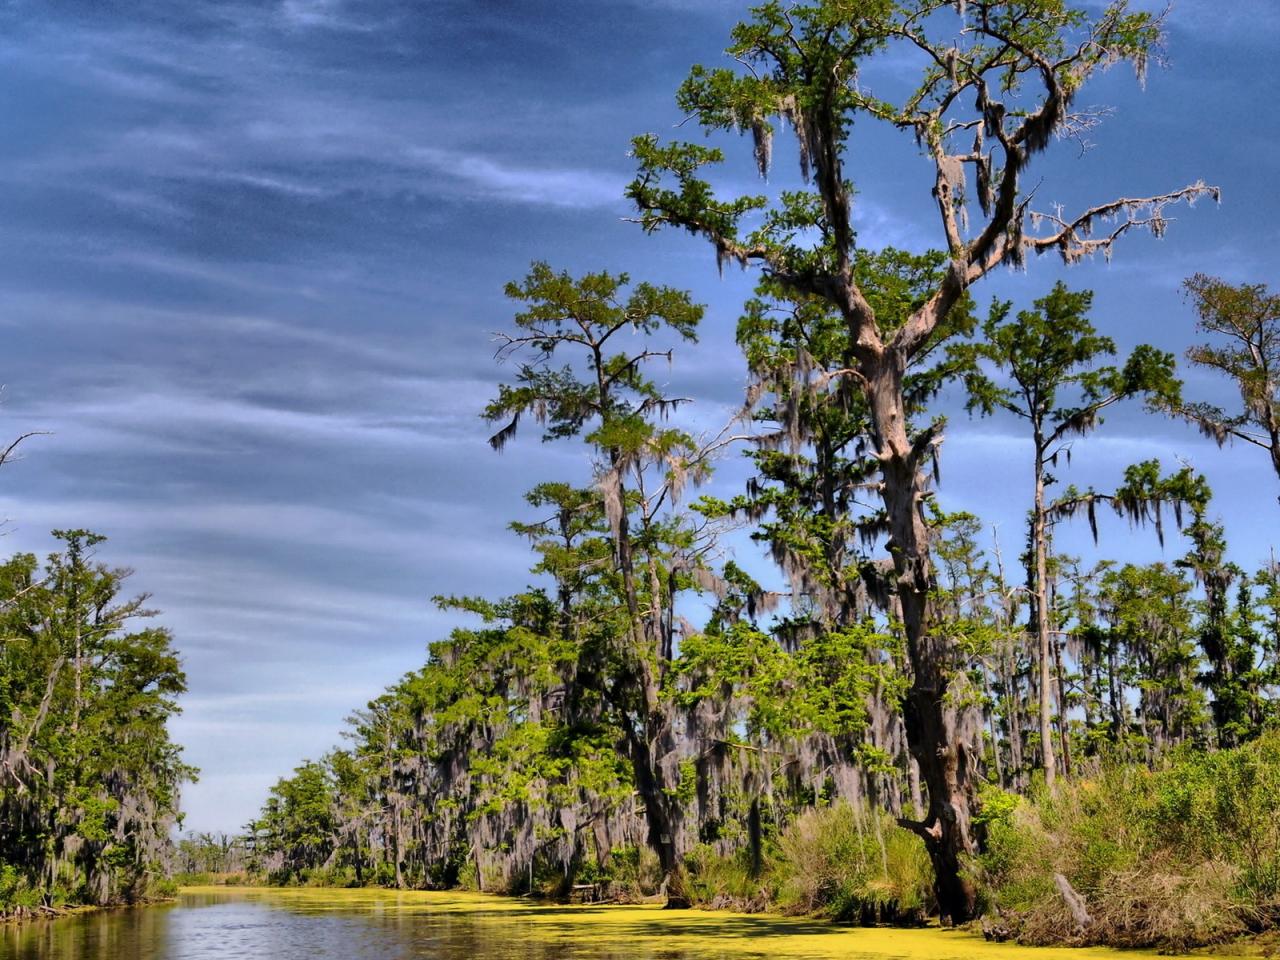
(0, 887, 1169, 959)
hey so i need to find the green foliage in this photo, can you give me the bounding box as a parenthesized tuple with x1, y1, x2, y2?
(973, 784, 1020, 832)
(252, 761, 339, 880)
(774, 803, 933, 924)
(1167, 274, 1280, 486)
(957, 282, 1179, 428)
(680, 802, 935, 922)
(676, 620, 899, 752)
(974, 733, 1280, 949)
(484, 261, 701, 457)
(0, 862, 40, 912)
(0, 532, 192, 914)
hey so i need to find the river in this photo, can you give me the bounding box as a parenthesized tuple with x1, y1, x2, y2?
(0, 887, 1166, 959)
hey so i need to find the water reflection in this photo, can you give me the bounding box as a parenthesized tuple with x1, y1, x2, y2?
(0, 889, 1156, 960)
(0, 892, 704, 960)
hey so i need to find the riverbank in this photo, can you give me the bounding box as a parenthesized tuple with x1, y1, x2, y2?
(5, 885, 1273, 957)
(0, 903, 100, 924)
(230, 737, 1280, 953)
(0, 894, 178, 925)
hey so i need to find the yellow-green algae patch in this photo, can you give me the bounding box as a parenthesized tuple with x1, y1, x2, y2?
(180, 886, 1167, 959)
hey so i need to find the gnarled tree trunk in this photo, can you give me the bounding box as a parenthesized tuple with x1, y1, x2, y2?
(865, 350, 980, 923)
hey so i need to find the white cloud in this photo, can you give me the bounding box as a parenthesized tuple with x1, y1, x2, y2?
(408, 147, 625, 209)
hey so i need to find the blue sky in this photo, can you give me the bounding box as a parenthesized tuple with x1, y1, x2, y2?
(1, 0, 1277, 833)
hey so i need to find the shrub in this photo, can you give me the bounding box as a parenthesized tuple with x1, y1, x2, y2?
(0, 862, 41, 916)
(774, 802, 933, 924)
(971, 731, 1280, 950)
(685, 842, 775, 911)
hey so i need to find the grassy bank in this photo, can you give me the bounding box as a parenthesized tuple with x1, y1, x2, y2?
(972, 732, 1280, 951)
(680, 804, 935, 925)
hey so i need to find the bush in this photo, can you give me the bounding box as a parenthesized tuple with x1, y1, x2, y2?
(685, 842, 774, 911)
(679, 803, 933, 922)
(773, 803, 933, 924)
(0, 862, 41, 916)
(592, 845, 663, 901)
(971, 731, 1280, 950)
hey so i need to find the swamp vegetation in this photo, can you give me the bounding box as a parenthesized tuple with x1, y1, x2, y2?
(4, 0, 1280, 955)
(0, 533, 190, 919)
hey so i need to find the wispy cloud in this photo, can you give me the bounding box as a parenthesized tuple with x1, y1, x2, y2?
(408, 147, 624, 209)
(278, 0, 381, 31)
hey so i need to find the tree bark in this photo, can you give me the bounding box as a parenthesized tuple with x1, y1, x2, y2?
(624, 724, 688, 907)
(1032, 450, 1058, 789)
(1052, 620, 1073, 777)
(865, 351, 980, 923)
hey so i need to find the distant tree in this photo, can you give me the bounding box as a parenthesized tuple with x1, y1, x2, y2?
(1094, 562, 1207, 756)
(251, 760, 338, 878)
(956, 281, 1181, 787)
(174, 832, 248, 877)
(0, 531, 190, 910)
(485, 262, 711, 905)
(1167, 274, 1280, 497)
(1175, 502, 1279, 748)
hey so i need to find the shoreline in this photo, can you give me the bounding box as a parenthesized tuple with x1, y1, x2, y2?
(1, 896, 176, 926)
(0, 904, 100, 925)
(177, 885, 1150, 957)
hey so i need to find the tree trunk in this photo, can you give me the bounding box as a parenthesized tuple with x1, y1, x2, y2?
(1052, 621, 1073, 777)
(606, 452, 688, 907)
(865, 354, 979, 923)
(392, 802, 404, 889)
(624, 724, 688, 907)
(72, 624, 83, 736)
(1003, 654, 1025, 789)
(983, 670, 1005, 789)
(1031, 452, 1058, 789)
(991, 537, 1024, 789)
(1108, 638, 1122, 736)
(907, 746, 925, 820)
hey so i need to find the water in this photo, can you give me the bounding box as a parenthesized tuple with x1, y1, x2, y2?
(0, 887, 1161, 959)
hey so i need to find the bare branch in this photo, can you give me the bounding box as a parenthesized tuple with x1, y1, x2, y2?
(1024, 181, 1220, 265)
(0, 432, 48, 469)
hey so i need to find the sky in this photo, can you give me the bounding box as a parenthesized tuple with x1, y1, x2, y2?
(0, 0, 1277, 834)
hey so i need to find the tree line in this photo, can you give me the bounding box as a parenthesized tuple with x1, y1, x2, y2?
(0, 531, 192, 917)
